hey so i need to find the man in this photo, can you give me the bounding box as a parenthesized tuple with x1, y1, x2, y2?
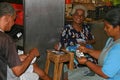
(0, 2, 51, 80)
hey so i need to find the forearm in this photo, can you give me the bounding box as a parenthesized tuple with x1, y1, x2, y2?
(85, 60, 108, 79)
(12, 53, 35, 76)
(21, 53, 35, 72)
(87, 49, 101, 59)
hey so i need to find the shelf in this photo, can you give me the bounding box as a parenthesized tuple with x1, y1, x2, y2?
(72, 2, 94, 4)
(65, 16, 104, 24)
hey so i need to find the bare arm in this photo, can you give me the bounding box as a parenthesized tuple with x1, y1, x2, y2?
(85, 60, 108, 78)
(86, 48, 101, 59)
(77, 57, 108, 79)
(11, 48, 40, 76)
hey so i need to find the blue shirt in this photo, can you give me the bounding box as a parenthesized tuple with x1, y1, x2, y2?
(102, 38, 120, 80)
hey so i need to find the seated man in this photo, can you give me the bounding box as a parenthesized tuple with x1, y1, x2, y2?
(0, 2, 51, 80)
(7, 51, 51, 80)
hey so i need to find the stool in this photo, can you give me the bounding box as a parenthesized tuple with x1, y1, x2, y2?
(44, 49, 74, 80)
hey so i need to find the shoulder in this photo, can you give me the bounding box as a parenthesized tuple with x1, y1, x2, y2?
(64, 24, 72, 29)
(111, 39, 120, 50)
(111, 43, 120, 50)
(0, 32, 13, 43)
(82, 22, 90, 27)
(82, 23, 90, 29)
(108, 43, 120, 57)
(62, 24, 73, 32)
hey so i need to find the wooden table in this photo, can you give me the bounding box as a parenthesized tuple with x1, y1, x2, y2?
(44, 49, 74, 80)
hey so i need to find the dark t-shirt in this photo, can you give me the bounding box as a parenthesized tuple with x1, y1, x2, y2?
(0, 31, 21, 80)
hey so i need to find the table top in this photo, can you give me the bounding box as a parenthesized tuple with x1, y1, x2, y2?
(47, 49, 74, 63)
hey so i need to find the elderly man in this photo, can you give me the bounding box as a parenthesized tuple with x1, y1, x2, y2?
(0, 2, 51, 80)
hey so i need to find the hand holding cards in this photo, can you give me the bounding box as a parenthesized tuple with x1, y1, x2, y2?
(76, 50, 85, 58)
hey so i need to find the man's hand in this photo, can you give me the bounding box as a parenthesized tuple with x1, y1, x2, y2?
(29, 48, 40, 57)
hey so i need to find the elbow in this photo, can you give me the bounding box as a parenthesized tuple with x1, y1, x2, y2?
(11, 67, 23, 77)
(14, 73, 21, 77)
(102, 76, 109, 79)
(100, 73, 109, 79)
(13, 70, 23, 77)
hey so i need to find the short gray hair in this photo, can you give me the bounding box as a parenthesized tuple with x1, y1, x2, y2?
(0, 2, 15, 17)
(71, 5, 88, 17)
